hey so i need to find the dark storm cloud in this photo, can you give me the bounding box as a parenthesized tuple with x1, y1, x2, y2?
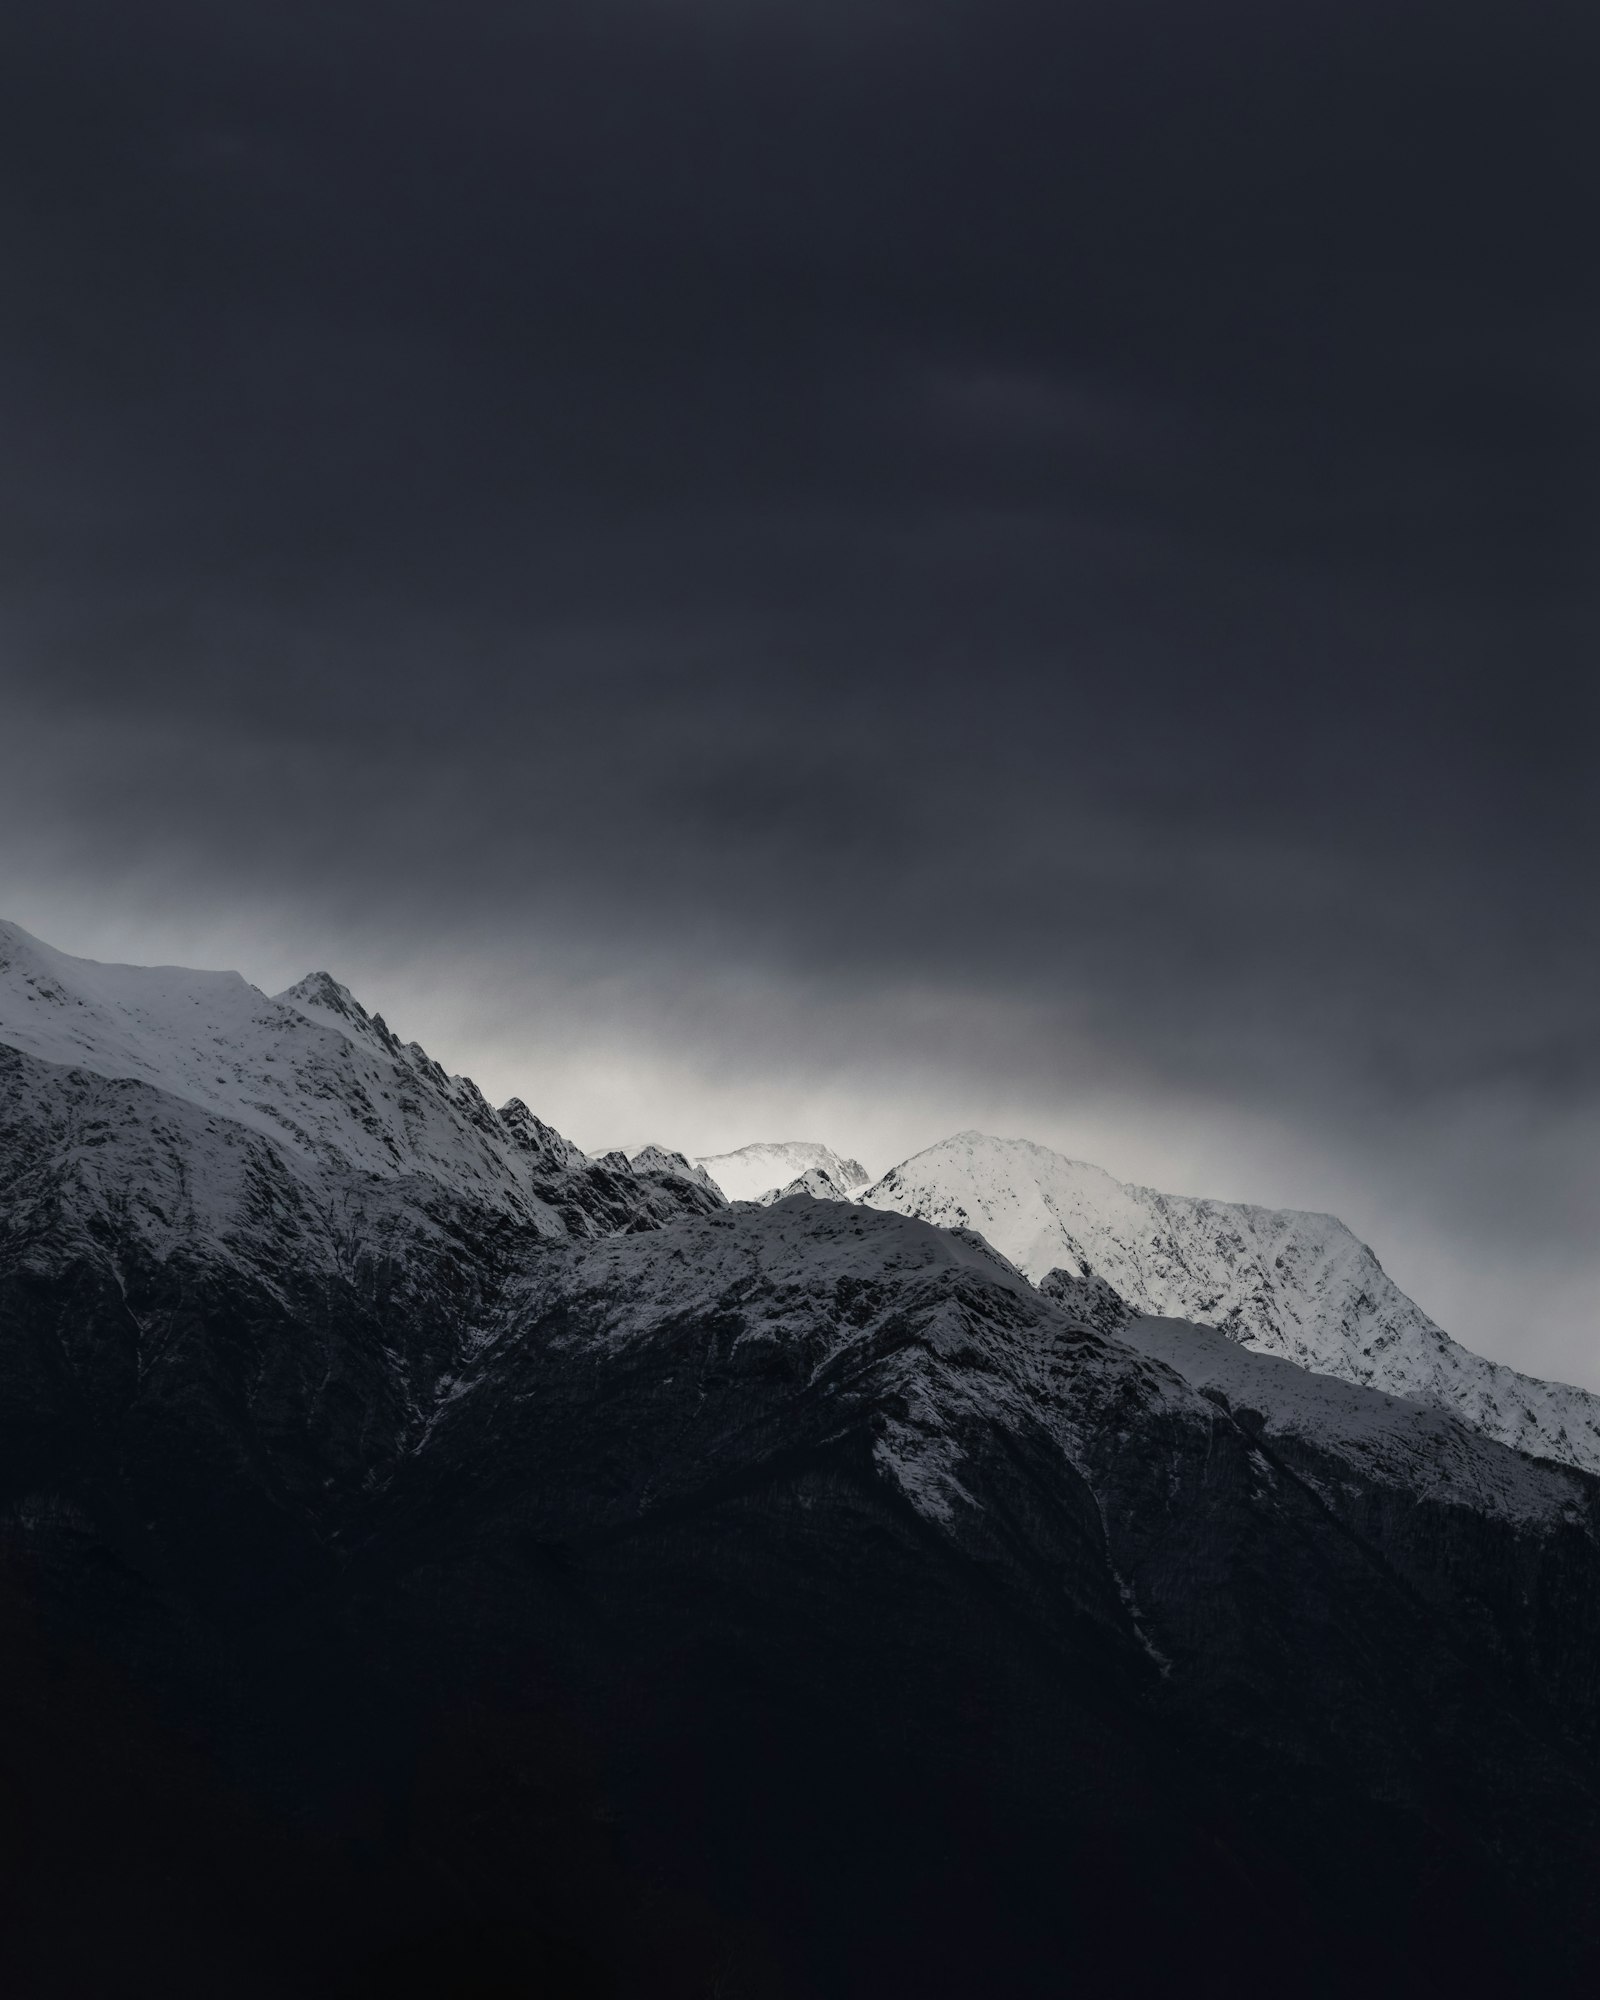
(2, 3, 1596, 1329)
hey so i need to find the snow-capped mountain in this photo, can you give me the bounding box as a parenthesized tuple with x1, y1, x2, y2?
(860, 1130, 1600, 1476)
(695, 1139, 870, 1203)
(0, 918, 718, 1261)
(8, 1153, 1600, 1990)
(7, 922, 1600, 1989)
(11, 913, 1589, 1485)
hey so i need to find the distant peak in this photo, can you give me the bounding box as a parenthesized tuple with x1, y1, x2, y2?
(912, 1130, 1115, 1176)
(629, 1144, 721, 1193)
(274, 970, 393, 1054)
(277, 970, 368, 1018)
(758, 1166, 851, 1205)
(694, 1140, 871, 1204)
(948, 1129, 1059, 1154)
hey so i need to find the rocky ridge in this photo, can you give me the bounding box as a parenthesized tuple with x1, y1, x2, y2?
(0, 919, 719, 1255)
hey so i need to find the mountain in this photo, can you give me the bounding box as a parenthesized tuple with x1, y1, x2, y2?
(755, 1164, 855, 1203)
(6, 1171, 1600, 1992)
(0, 918, 719, 1252)
(0, 920, 720, 1555)
(621, 1143, 722, 1194)
(694, 1139, 870, 1203)
(6, 925, 1600, 1993)
(860, 1130, 1600, 1478)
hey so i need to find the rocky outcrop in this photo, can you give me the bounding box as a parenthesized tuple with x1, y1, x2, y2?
(1036, 1261, 1133, 1334)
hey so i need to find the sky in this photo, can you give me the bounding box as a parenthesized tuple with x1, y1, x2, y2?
(1, 3, 1595, 1381)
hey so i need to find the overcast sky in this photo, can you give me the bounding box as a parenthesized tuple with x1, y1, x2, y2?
(2, 3, 1595, 1380)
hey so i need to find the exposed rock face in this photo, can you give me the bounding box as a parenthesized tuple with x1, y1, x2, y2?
(4, 929, 1600, 1995)
(1037, 1261, 1133, 1334)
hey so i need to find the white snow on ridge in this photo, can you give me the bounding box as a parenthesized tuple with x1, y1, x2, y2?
(860, 1131, 1600, 1479)
(517, 1191, 1037, 1360)
(1123, 1316, 1587, 1527)
(6, 920, 1597, 1488)
(508, 1200, 1544, 1536)
(0, 918, 586, 1224)
(484, 1197, 1082, 1525)
(695, 1141, 870, 1204)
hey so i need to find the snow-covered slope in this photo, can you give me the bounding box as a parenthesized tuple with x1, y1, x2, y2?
(861, 1131, 1600, 1478)
(0, 920, 715, 1247)
(1122, 1315, 1586, 1529)
(457, 1198, 1590, 1556)
(696, 1141, 870, 1203)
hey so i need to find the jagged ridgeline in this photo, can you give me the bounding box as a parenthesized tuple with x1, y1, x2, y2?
(3, 918, 1600, 1998)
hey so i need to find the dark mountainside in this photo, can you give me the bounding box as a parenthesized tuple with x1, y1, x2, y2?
(3, 946, 1600, 1996)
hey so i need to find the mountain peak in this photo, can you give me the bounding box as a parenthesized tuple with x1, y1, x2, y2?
(627, 1144, 722, 1194)
(0, 921, 715, 1242)
(276, 969, 366, 1016)
(758, 1165, 853, 1204)
(861, 1128, 1600, 1477)
(273, 968, 391, 1051)
(695, 1140, 871, 1203)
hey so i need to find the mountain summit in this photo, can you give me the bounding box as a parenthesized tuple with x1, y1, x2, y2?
(694, 1138, 870, 1203)
(854, 1130, 1600, 1476)
(0, 916, 719, 1257)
